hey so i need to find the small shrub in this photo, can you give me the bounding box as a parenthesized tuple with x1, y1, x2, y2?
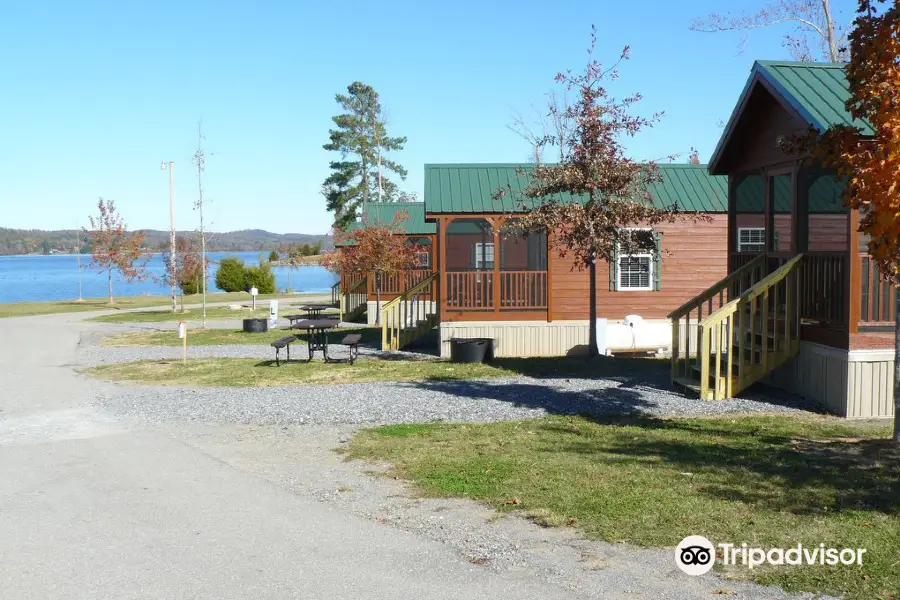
(244, 261, 276, 294)
(179, 278, 200, 295)
(268, 250, 279, 262)
(215, 257, 247, 292)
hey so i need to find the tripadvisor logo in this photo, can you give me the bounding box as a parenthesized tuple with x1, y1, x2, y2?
(675, 536, 868, 575)
(675, 536, 715, 575)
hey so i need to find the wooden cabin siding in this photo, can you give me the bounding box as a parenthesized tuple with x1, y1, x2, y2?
(734, 213, 848, 252)
(549, 214, 728, 320)
(718, 86, 806, 173)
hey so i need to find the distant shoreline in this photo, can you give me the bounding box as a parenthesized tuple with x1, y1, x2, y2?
(271, 254, 326, 266)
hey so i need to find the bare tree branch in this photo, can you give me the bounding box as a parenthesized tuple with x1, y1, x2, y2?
(507, 105, 549, 164)
(690, 0, 846, 62)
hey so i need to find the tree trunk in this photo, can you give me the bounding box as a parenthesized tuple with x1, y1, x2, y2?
(588, 256, 598, 357)
(821, 0, 839, 62)
(894, 289, 900, 442)
(108, 268, 114, 304)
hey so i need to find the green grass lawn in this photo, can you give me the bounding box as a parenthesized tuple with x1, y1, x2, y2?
(0, 292, 309, 319)
(90, 306, 274, 324)
(87, 357, 507, 386)
(88, 301, 337, 324)
(345, 415, 899, 600)
(102, 326, 382, 347)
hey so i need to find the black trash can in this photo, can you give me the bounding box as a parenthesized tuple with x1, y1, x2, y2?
(450, 338, 494, 363)
(243, 318, 268, 333)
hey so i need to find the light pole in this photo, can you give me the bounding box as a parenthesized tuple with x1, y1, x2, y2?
(75, 227, 83, 302)
(160, 160, 177, 312)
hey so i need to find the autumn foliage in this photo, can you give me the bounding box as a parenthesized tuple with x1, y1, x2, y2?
(85, 198, 148, 304)
(802, 0, 899, 439)
(160, 235, 210, 295)
(807, 1, 900, 279)
(323, 211, 425, 324)
(497, 27, 703, 355)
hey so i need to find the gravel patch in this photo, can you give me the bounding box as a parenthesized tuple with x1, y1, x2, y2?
(97, 374, 818, 427)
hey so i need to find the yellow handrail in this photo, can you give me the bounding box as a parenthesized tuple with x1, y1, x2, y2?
(700, 254, 805, 328)
(381, 272, 438, 351)
(696, 254, 805, 400)
(669, 253, 766, 386)
(668, 254, 766, 319)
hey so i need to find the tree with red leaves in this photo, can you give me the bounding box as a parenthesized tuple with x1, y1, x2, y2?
(85, 198, 148, 304)
(798, 0, 900, 440)
(323, 211, 425, 325)
(498, 28, 705, 356)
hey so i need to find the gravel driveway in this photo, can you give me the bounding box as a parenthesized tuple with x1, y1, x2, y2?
(82, 333, 822, 427)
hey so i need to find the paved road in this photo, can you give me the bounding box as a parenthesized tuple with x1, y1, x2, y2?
(0, 313, 574, 600)
(0, 312, 807, 600)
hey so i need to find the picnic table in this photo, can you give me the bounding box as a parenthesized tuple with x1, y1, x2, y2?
(298, 304, 332, 319)
(291, 318, 340, 361)
(284, 305, 333, 327)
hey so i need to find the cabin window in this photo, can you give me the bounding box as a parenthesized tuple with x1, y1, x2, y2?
(618, 255, 653, 290)
(737, 227, 766, 252)
(415, 251, 430, 268)
(473, 243, 494, 270)
(612, 229, 662, 292)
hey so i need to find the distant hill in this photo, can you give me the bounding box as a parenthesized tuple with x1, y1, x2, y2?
(0, 227, 333, 256)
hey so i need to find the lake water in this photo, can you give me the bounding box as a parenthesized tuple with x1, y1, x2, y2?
(0, 252, 339, 303)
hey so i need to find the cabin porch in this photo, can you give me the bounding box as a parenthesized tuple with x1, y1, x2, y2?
(671, 162, 894, 418)
(436, 215, 550, 322)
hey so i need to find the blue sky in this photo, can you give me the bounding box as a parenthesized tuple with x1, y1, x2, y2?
(0, 0, 856, 235)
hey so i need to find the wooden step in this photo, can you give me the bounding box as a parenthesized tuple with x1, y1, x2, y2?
(674, 375, 737, 400)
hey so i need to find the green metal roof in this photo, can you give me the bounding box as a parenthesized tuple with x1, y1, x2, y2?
(709, 61, 874, 173)
(358, 202, 435, 234)
(334, 202, 435, 246)
(423, 163, 727, 214)
(758, 61, 872, 134)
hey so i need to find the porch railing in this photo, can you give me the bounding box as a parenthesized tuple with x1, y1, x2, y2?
(695, 254, 804, 400)
(381, 273, 439, 351)
(370, 269, 434, 297)
(799, 252, 847, 325)
(445, 270, 548, 312)
(860, 253, 897, 325)
(499, 271, 548, 310)
(341, 276, 368, 322)
(669, 254, 766, 384)
(331, 280, 341, 306)
(446, 271, 494, 311)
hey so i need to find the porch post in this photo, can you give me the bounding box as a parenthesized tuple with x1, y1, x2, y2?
(764, 168, 773, 256)
(546, 228, 553, 322)
(491, 216, 503, 314)
(439, 217, 450, 320)
(792, 161, 808, 253)
(727, 175, 737, 275)
(849, 208, 861, 334)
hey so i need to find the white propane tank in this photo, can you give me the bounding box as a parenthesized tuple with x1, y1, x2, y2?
(623, 315, 644, 328)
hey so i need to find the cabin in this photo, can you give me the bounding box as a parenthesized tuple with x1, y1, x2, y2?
(341, 164, 730, 357)
(334, 201, 436, 325)
(670, 60, 893, 419)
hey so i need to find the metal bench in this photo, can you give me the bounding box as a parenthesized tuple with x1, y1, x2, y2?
(341, 333, 362, 364)
(271, 335, 298, 366)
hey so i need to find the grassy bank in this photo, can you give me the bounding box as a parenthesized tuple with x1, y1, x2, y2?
(0, 292, 317, 319)
(91, 303, 337, 324)
(345, 415, 898, 600)
(102, 326, 380, 347)
(87, 357, 507, 386)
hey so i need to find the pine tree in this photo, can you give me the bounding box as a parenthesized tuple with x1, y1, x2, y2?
(322, 82, 407, 228)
